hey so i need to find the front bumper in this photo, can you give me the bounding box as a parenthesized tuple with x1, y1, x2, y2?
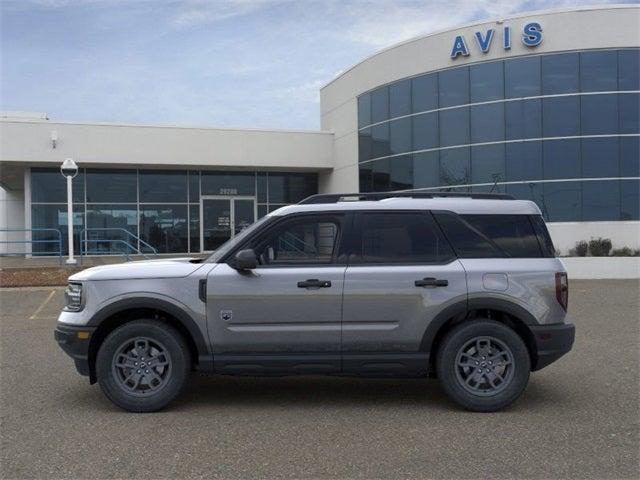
(530, 322, 575, 371)
(54, 324, 96, 378)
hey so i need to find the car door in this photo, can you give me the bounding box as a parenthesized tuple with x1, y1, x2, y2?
(341, 210, 467, 375)
(206, 212, 348, 374)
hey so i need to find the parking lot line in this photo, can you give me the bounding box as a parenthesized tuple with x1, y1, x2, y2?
(29, 289, 57, 320)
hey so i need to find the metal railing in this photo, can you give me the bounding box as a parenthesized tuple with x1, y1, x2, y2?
(79, 228, 158, 263)
(0, 228, 64, 264)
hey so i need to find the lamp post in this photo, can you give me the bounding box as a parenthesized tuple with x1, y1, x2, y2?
(60, 158, 78, 265)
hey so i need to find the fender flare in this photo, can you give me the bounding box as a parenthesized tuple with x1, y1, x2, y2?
(420, 297, 538, 353)
(87, 296, 212, 368)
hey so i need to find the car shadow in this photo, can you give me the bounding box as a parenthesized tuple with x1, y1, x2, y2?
(58, 374, 567, 414)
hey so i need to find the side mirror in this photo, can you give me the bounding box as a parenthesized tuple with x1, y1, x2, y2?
(233, 249, 257, 270)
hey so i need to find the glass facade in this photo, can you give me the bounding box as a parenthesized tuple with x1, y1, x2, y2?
(30, 168, 317, 255)
(357, 48, 640, 222)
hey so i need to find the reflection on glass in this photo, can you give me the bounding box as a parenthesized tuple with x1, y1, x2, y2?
(390, 79, 411, 118)
(31, 204, 84, 255)
(31, 168, 84, 203)
(440, 147, 470, 186)
(139, 205, 188, 253)
(202, 199, 231, 251)
(86, 169, 137, 203)
(580, 51, 617, 92)
(581, 94, 618, 135)
(86, 205, 138, 254)
(139, 170, 188, 203)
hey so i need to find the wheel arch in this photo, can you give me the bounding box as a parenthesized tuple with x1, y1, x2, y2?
(86, 297, 211, 384)
(422, 298, 539, 373)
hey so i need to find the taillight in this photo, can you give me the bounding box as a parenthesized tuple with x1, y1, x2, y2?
(555, 272, 568, 311)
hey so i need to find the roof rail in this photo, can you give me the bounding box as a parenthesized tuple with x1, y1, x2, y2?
(298, 191, 515, 204)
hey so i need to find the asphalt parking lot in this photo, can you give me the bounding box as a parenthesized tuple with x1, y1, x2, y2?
(1, 280, 638, 479)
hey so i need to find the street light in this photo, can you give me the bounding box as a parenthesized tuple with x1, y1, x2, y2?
(60, 158, 78, 265)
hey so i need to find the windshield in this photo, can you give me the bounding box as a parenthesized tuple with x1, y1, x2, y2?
(206, 215, 272, 263)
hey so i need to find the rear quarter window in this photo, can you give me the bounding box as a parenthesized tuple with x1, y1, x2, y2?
(434, 213, 550, 258)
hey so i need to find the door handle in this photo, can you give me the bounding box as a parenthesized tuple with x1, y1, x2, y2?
(415, 277, 448, 287)
(297, 279, 332, 289)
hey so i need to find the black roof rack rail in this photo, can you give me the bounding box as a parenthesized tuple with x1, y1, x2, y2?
(298, 191, 515, 205)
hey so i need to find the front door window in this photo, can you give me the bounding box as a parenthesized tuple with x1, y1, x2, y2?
(201, 197, 256, 252)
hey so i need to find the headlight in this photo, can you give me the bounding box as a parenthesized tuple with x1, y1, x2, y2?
(64, 282, 83, 312)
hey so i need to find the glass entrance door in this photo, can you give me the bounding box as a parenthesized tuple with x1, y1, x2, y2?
(201, 196, 256, 252)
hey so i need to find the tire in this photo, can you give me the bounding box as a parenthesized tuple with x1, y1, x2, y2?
(436, 319, 530, 412)
(96, 320, 191, 412)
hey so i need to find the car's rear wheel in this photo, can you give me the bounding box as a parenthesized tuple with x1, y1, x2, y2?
(436, 320, 530, 412)
(96, 320, 190, 412)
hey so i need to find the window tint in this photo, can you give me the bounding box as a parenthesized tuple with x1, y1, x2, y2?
(543, 96, 580, 137)
(435, 213, 544, 258)
(618, 49, 640, 91)
(413, 151, 440, 188)
(439, 107, 469, 147)
(411, 73, 438, 113)
(390, 155, 413, 190)
(505, 99, 542, 140)
(440, 147, 470, 185)
(389, 117, 411, 155)
(542, 53, 579, 94)
(389, 79, 411, 118)
(139, 170, 187, 203)
(356, 212, 453, 264)
(506, 141, 543, 182)
(412, 112, 438, 150)
(371, 86, 389, 123)
(31, 168, 84, 203)
(470, 61, 504, 102)
(439, 67, 469, 107)
(86, 169, 136, 203)
(255, 217, 340, 265)
(470, 103, 504, 143)
(359, 128, 373, 162)
(581, 94, 618, 135)
(580, 51, 617, 92)
(505, 56, 541, 98)
(201, 172, 255, 196)
(530, 215, 556, 257)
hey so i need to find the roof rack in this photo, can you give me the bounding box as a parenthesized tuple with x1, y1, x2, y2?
(298, 191, 515, 205)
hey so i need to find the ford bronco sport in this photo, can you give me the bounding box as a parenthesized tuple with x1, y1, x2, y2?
(55, 191, 575, 412)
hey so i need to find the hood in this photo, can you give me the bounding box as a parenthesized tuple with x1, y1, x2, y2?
(69, 257, 208, 281)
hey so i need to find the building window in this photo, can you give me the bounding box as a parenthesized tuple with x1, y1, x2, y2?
(370, 86, 389, 124)
(201, 172, 255, 196)
(31, 168, 84, 203)
(139, 170, 188, 203)
(541, 52, 579, 95)
(580, 50, 618, 92)
(470, 61, 504, 102)
(139, 205, 189, 253)
(411, 73, 438, 113)
(505, 56, 541, 98)
(439, 66, 469, 108)
(86, 169, 137, 203)
(389, 79, 411, 118)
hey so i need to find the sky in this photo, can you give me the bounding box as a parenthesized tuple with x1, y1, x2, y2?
(1, 0, 636, 130)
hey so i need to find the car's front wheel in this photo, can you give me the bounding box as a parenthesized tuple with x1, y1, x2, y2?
(436, 319, 530, 412)
(96, 320, 191, 412)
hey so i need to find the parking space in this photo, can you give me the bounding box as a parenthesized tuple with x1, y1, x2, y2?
(1, 280, 638, 479)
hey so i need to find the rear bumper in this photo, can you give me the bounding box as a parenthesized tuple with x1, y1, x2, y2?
(530, 322, 575, 371)
(54, 324, 96, 377)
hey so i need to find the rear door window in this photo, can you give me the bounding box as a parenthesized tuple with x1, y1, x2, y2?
(434, 213, 546, 258)
(353, 211, 455, 264)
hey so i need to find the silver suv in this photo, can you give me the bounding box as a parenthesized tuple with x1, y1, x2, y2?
(55, 192, 575, 412)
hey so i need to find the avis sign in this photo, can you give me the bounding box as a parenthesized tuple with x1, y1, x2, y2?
(450, 22, 543, 59)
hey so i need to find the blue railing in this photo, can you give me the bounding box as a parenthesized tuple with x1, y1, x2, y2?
(0, 228, 63, 264)
(79, 228, 158, 263)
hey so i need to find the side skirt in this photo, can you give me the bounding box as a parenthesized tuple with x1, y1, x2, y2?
(212, 352, 429, 377)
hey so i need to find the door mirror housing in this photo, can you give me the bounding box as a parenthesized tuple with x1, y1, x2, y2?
(233, 249, 258, 270)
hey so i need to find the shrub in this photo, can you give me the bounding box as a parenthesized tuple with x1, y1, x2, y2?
(588, 237, 612, 257)
(611, 247, 640, 257)
(573, 240, 589, 257)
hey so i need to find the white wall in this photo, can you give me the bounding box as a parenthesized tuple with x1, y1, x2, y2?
(561, 257, 640, 279)
(548, 221, 640, 255)
(0, 187, 25, 255)
(0, 120, 335, 171)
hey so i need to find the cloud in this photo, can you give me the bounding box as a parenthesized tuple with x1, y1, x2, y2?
(170, 0, 287, 29)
